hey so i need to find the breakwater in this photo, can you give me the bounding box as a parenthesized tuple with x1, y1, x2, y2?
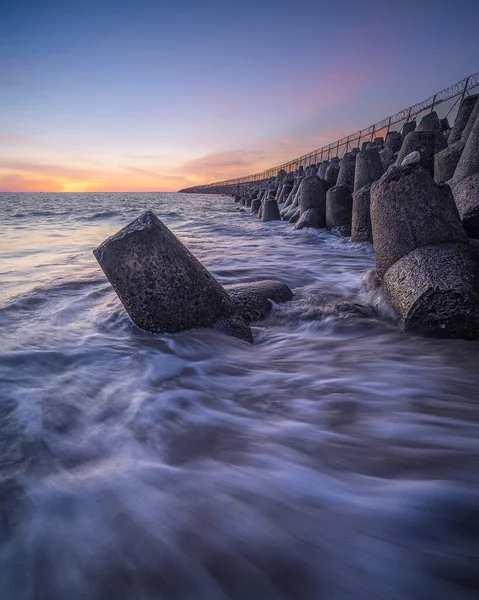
(180, 73, 479, 340)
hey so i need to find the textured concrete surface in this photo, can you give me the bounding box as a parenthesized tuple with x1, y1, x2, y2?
(434, 141, 464, 182)
(298, 175, 327, 220)
(225, 280, 293, 322)
(396, 131, 436, 176)
(383, 243, 479, 339)
(370, 165, 468, 279)
(93, 211, 235, 333)
(354, 148, 384, 192)
(448, 95, 478, 145)
(336, 152, 356, 191)
(326, 184, 353, 236)
(351, 185, 373, 243)
(294, 208, 322, 229)
(261, 199, 281, 221)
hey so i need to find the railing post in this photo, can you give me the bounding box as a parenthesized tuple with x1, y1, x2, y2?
(327, 145, 331, 160)
(459, 76, 470, 105)
(385, 116, 392, 138)
(430, 93, 437, 113)
(345, 136, 350, 152)
(336, 139, 340, 158)
(370, 124, 376, 142)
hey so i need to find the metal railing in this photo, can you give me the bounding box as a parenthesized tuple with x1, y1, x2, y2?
(197, 71, 479, 187)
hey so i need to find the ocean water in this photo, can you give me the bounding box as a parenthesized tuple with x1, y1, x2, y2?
(1, 191, 478, 600)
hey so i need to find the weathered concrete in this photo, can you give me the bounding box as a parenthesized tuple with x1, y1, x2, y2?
(261, 199, 281, 221)
(451, 109, 479, 236)
(385, 131, 402, 152)
(401, 121, 416, 138)
(417, 111, 447, 152)
(325, 163, 340, 187)
(277, 181, 294, 204)
(401, 151, 421, 166)
(225, 280, 293, 322)
(298, 175, 327, 218)
(336, 152, 356, 191)
(251, 198, 261, 213)
(370, 165, 468, 279)
(383, 243, 479, 339)
(353, 147, 384, 192)
(396, 131, 436, 176)
(351, 184, 373, 243)
(434, 141, 464, 182)
(294, 208, 323, 229)
(318, 162, 328, 179)
(289, 206, 301, 223)
(212, 316, 253, 343)
(93, 211, 236, 333)
(326, 184, 353, 236)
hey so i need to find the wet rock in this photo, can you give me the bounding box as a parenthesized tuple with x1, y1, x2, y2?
(289, 207, 301, 223)
(251, 199, 261, 213)
(93, 211, 235, 333)
(383, 243, 479, 338)
(396, 131, 436, 175)
(370, 165, 468, 279)
(351, 184, 373, 243)
(295, 208, 322, 229)
(224, 280, 293, 322)
(336, 152, 356, 191)
(451, 109, 479, 236)
(326, 184, 353, 236)
(212, 316, 253, 344)
(354, 148, 384, 192)
(261, 199, 281, 221)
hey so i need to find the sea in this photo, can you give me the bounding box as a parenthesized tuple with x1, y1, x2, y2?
(1, 191, 478, 600)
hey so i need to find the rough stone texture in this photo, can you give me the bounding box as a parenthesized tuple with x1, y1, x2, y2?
(383, 243, 479, 339)
(289, 206, 301, 223)
(452, 173, 479, 237)
(396, 131, 436, 176)
(385, 131, 402, 152)
(277, 182, 294, 204)
(234, 195, 240, 203)
(417, 111, 447, 152)
(298, 175, 327, 219)
(370, 165, 468, 279)
(251, 199, 261, 213)
(451, 109, 479, 236)
(275, 169, 287, 183)
(294, 208, 322, 229)
(379, 147, 396, 171)
(212, 316, 253, 344)
(93, 211, 235, 333)
(326, 184, 353, 236)
(353, 148, 384, 192)
(284, 178, 301, 207)
(282, 199, 298, 219)
(318, 162, 328, 179)
(336, 152, 356, 191)
(417, 111, 442, 132)
(434, 141, 464, 182)
(261, 199, 281, 221)
(440, 117, 450, 131)
(401, 121, 416, 138)
(351, 185, 373, 243)
(460, 95, 479, 144)
(224, 280, 293, 322)
(325, 163, 340, 187)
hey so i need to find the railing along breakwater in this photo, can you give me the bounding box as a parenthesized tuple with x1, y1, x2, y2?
(179, 72, 479, 192)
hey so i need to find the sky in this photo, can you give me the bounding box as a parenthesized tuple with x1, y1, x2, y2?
(1, 0, 478, 192)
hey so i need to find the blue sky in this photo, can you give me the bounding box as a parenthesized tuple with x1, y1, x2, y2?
(1, 0, 478, 191)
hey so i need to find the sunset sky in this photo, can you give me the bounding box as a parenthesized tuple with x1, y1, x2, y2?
(1, 0, 478, 192)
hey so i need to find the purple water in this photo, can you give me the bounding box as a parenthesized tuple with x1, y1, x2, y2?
(1, 192, 478, 599)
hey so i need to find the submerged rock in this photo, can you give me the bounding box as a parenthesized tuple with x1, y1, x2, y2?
(212, 316, 254, 344)
(93, 211, 235, 333)
(224, 280, 293, 322)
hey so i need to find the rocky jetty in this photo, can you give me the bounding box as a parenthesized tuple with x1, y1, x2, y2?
(94, 212, 293, 343)
(178, 77, 479, 340)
